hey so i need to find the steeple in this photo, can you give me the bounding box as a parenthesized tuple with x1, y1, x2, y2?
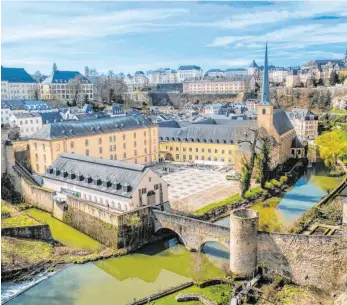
(260, 42, 271, 105)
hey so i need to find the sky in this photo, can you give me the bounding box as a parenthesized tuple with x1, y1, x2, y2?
(1, 1, 347, 75)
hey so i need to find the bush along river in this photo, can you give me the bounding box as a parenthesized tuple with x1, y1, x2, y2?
(216, 162, 339, 230)
(2, 209, 229, 305)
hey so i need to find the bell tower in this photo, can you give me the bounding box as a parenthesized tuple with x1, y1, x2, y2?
(257, 42, 274, 135)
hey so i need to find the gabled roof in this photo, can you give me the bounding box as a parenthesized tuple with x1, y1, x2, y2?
(43, 153, 149, 198)
(30, 115, 156, 140)
(273, 109, 294, 136)
(249, 60, 259, 68)
(42, 70, 91, 84)
(288, 108, 318, 120)
(178, 65, 201, 71)
(1, 66, 36, 83)
(291, 136, 303, 149)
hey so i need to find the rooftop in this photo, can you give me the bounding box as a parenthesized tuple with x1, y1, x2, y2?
(43, 153, 149, 198)
(178, 65, 202, 71)
(1, 66, 36, 83)
(30, 114, 156, 140)
(11, 112, 41, 119)
(42, 70, 91, 84)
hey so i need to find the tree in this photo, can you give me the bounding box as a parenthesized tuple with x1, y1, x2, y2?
(95, 76, 127, 104)
(67, 75, 83, 107)
(240, 158, 253, 197)
(84, 94, 89, 104)
(259, 136, 271, 188)
(330, 71, 339, 86)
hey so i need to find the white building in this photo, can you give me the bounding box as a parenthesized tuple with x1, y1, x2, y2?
(205, 69, 225, 78)
(287, 109, 319, 141)
(40, 64, 93, 102)
(224, 68, 247, 79)
(43, 153, 168, 212)
(245, 99, 258, 112)
(270, 69, 289, 84)
(1, 66, 37, 100)
(147, 68, 178, 85)
(124, 71, 149, 91)
(183, 79, 245, 94)
(178, 65, 203, 82)
(9, 112, 43, 137)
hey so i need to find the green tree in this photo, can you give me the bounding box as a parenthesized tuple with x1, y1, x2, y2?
(259, 137, 271, 188)
(240, 158, 252, 197)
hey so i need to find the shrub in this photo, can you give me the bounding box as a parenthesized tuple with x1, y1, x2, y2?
(279, 176, 288, 186)
(270, 179, 281, 188)
(194, 194, 242, 216)
(244, 187, 264, 200)
(265, 182, 274, 190)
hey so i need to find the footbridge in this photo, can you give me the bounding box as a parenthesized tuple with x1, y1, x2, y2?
(152, 209, 230, 251)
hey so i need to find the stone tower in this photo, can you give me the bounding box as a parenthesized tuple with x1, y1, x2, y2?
(230, 209, 259, 278)
(257, 42, 274, 134)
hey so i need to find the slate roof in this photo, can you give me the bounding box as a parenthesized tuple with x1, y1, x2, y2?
(43, 153, 149, 198)
(159, 121, 257, 144)
(206, 69, 223, 73)
(74, 112, 110, 121)
(30, 115, 156, 140)
(291, 136, 303, 149)
(157, 120, 181, 128)
(1, 66, 36, 83)
(288, 108, 318, 121)
(11, 112, 41, 119)
(1, 100, 25, 110)
(42, 70, 91, 84)
(40, 112, 64, 124)
(225, 68, 246, 71)
(178, 65, 201, 71)
(273, 109, 294, 136)
(192, 118, 217, 125)
(135, 71, 145, 75)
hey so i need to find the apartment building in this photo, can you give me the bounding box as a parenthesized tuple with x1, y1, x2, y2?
(1, 66, 37, 100)
(205, 69, 225, 78)
(9, 112, 43, 137)
(224, 68, 247, 79)
(147, 68, 178, 85)
(40, 69, 93, 102)
(178, 65, 203, 82)
(287, 109, 318, 141)
(183, 79, 245, 94)
(29, 115, 159, 174)
(43, 153, 168, 212)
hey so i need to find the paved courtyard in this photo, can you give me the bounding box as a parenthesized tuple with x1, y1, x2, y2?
(152, 163, 240, 213)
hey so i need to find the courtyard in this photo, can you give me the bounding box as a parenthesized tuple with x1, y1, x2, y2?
(151, 163, 240, 213)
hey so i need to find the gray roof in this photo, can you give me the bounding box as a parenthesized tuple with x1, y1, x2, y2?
(288, 108, 318, 121)
(30, 115, 156, 140)
(273, 109, 294, 136)
(159, 120, 257, 144)
(291, 136, 303, 149)
(43, 153, 149, 198)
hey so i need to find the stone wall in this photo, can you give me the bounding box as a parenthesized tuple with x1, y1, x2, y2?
(153, 210, 229, 251)
(1, 225, 52, 241)
(257, 232, 347, 292)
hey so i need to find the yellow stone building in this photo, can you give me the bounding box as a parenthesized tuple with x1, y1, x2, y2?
(29, 115, 158, 174)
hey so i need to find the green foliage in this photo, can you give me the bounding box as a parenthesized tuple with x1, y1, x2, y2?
(259, 136, 272, 188)
(265, 181, 274, 190)
(279, 176, 288, 186)
(240, 158, 252, 197)
(270, 179, 281, 188)
(1, 172, 22, 204)
(194, 194, 242, 216)
(244, 186, 265, 200)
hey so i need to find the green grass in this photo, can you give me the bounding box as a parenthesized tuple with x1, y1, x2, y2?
(1, 200, 18, 216)
(245, 186, 265, 200)
(2, 237, 53, 266)
(1, 214, 41, 228)
(251, 197, 285, 232)
(310, 176, 339, 191)
(25, 208, 102, 251)
(331, 109, 347, 115)
(194, 194, 242, 216)
(153, 284, 231, 305)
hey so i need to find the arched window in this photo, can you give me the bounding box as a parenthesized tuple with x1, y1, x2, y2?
(262, 108, 266, 115)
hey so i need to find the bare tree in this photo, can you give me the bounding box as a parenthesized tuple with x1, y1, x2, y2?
(67, 75, 83, 107)
(95, 76, 127, 104)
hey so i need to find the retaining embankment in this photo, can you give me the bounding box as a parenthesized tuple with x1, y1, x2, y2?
(1, 224, 53, 241)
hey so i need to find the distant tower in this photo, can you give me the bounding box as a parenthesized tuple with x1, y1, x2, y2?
(230, 209, 259, 277)
(257, 42, 274, 134)
(52, 63, 58, 73)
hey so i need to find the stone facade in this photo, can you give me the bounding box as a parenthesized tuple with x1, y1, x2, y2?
(1, 225, 52, 241)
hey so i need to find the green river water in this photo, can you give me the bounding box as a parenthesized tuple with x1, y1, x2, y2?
(3, 209, 227, 305)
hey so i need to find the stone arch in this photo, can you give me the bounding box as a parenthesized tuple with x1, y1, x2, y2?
(199, 240, 230, 261)
(154, 227, 187, 247)
(164, 153, 174, 161)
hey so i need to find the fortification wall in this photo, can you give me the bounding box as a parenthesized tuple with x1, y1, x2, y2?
(1, 224, 52, 241)
(257, 232, 347, 291)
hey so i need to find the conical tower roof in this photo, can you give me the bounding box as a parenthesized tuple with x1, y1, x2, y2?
(260, 43, 271, 105)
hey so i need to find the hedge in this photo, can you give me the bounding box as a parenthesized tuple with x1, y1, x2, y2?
(244, 186, 265, 200)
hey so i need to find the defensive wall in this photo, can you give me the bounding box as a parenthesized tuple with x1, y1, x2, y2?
(1, 225, 52, 241)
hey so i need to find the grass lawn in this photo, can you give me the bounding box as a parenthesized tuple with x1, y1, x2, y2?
(1, 200, 19, 216)
(2, 237, 53, 266)
(1, 214, 41, 228)
(310, 176, 339, 191)
(154, 284, 231, 305)
(194, 194, 242, 216)
(251, 197, 285, 232)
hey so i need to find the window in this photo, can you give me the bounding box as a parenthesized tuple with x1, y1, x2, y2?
(36, 164, 39, 172)
(134, 141, 137, 147)
(195, 148, 198, 152)
(189, 155, 192, 160)
(35, 153, 38, 161)
(123, 143, 126, 149)
(44, 155, 46, 162)
(176, 147, 179, 151)
(123, 134, 126, 141)
(70, 142, 74, 149)
(183, 148, 186, 152)
(144, 139, 147, 145)
(144, 131, 147, 137)
(183, 154, 186, 160)
(222, 150, 225, 154)
(123, 152, 126, 158)
(141, 188, 147, 194)
(145, 157, 148, 163)
(149, 177, 152, 182)
(262, 108, 266, 115)
(114, 154, 117, 160)
(86, 149, 89, 156)
(176, 154, 179, 159)
(43, 144, 45, 151)
(113, 135, 116, 141)
(215, 149, 218, 153)
(134, 150, 137, 156)
(144, 148, 147, 154)
(134, 132, 136, 138)
(113, 145, 116, 151)
(202, 148, 205, 153)
(110, 155, 113, 160)
(109, 136, 112, 142)
(202, 156, 205, 160)
(109, 145, 112, 152)
(195, 155, 198, 160)
(154, 184, 159, 190)
(99, 147, 102, 153)
(98, 138, 102, 145)
(208, 149, 211, 153)
(229, 150, 232, 154)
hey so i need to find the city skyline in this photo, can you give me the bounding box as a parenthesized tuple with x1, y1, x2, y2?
(2, 1, 347, 75)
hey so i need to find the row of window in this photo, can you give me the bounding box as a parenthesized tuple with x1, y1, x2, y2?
(19, 119, 40, 125)
(174, 154, 233, 162)
(167, 146, 233, 154)
(82, 194, 128, 211)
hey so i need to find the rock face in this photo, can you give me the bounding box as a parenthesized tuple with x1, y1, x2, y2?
(230, 209, 259, 278)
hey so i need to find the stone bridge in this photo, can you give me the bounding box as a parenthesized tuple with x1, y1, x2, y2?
(152, 209, 230, 251)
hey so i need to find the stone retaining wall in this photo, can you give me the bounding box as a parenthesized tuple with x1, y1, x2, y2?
(1, 224, 53, 241)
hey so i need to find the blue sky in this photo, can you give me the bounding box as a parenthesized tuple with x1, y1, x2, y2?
(2, 1, 347, 75)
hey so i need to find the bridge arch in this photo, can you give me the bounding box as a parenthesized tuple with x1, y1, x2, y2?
(154, 227, 187, 247)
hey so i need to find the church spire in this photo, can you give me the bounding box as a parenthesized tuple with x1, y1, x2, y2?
(260, 42, 271, 105)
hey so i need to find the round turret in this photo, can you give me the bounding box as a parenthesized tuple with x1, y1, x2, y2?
(230, 209, 259, 278)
